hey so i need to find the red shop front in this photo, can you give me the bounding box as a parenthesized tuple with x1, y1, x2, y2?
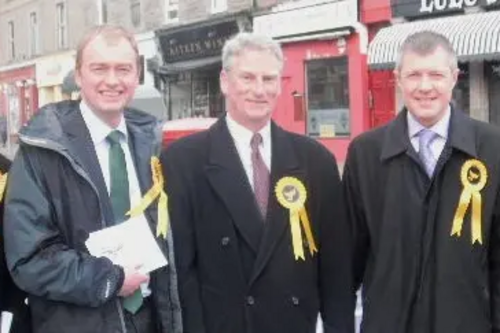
(0, 62, 38, 140)
(253, 0, 369, 164)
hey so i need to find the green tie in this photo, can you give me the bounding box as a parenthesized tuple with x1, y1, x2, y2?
(106, 130, 143, 314)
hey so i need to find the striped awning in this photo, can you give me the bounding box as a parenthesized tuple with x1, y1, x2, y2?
(368, 11, 500, 70)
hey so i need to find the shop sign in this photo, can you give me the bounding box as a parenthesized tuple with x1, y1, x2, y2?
(392, 0, 500, 18)
(157, 20, 240, 63)
(254, 0, 358, 39)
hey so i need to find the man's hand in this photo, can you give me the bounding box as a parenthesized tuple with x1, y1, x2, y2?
(118, 266, 149, 297)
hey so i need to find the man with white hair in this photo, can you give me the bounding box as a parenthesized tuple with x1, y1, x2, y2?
(162, 32, 355, 333)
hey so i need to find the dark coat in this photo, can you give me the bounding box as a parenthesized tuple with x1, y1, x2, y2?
(3, 101, 182, 333)
(161, 118, 354, 333)
(0, 153, 32, 333)
(344, 107, 500, 333)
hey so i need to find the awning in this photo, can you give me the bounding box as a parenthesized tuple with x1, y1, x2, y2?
(157, 56, 221, 75)
(368, 11, 500, 70)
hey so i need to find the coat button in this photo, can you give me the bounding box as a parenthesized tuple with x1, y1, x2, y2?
(246, 296, 255, 306)
(221, 237, 230, 246)
(291, 296, 299, 306)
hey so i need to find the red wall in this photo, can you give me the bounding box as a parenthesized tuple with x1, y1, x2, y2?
(360, 0, 392, 24)
(272, 34, 369, 163)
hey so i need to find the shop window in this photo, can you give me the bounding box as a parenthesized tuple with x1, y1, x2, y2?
(452, 63, 469, 115)
(306, 57, 350, 138)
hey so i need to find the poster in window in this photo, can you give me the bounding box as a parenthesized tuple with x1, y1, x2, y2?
(306, 57, 350, 138)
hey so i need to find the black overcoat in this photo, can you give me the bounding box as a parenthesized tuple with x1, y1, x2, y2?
(162, 118, 354, 333)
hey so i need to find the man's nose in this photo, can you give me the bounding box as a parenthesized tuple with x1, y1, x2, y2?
(418, 75, 433, 91)
(104, 70, 119, 85)
(251, 78, 265, 95)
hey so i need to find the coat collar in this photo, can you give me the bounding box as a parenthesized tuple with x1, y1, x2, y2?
(380, 105, 477, 161)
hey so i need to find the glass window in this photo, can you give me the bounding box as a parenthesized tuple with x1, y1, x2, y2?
(29, 12, 39, 56)
(306, 57, 350, 138)
(56, 2, 67, 49)
(130, 0, 141, 28)
(8, 21, 15, 60)
(452, 63, 469, 115)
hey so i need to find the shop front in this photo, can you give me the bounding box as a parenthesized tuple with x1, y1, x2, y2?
(253, 0, 368, 162)
(0, 62, 38, 147)
(36, 52, 76, 107)
(368, 0, 500, 123)
(155, 13, 251, 120)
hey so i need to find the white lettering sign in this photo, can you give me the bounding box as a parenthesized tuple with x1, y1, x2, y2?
(420, 0, 490, 13)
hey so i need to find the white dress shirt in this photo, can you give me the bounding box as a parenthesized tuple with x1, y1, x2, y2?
(407, 106, 451, 162)
(80, 100, 151, 297)
(226, 114, 272, 191)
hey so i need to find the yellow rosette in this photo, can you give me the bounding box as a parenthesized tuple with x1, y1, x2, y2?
(126, 156, 169, 239)
(275, 177, 318, 261)
(451, 159, 488, 245)
(0, 171, 7, 202)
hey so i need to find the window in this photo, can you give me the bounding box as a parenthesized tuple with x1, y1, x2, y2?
(211, 0, 227, 14)
(56, 2, 67, 49)
(306, 57, 350, 138)
(29, 12, 39, 56)
(130, 0, 141, 28)
(8, 21, 15, 60)
(164, 0, 178, 24)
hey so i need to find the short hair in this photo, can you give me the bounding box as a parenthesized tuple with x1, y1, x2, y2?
(75, 25, 141, 71)
(395, 30, 458, 71)
(221, 32, 284, 72)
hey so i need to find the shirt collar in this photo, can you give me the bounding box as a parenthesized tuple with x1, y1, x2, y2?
(226, 113, 271, 149)
(407, 105, 451, 139)
(80, 100, 128, 145)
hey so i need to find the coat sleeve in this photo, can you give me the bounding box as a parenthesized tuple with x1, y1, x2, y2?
(162, 147, 206, 333)
(3, 147, 124, 307)
(318, 148, 356, 333)
(490, 187, 500, 332)
(343, 142, 370, 291)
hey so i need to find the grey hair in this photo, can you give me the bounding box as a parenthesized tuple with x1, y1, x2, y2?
(395, 30, 458, 71)
(222, 32, 284, 71)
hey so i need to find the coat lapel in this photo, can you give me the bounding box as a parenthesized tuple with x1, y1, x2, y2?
(62, 108, 115, 226)
(205, 119, 264, 254)
(126, 117, 157, 231)
(250, 123, 303, 284)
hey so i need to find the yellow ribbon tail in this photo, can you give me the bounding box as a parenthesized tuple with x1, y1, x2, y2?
(299, 208, 318, 256)
(290, 210, 305, 261)
(451, 190, 471, 237)
(471, 192, 483, 245)
(126, 185, 161, 218)
(156, 192, 169, 239)
(0, 172, 8, 203)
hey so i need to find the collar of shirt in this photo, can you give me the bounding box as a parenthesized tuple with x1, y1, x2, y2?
(80, 100, 128, 145)
(407, 105, 451, 141)
(225, 113, 271, 153)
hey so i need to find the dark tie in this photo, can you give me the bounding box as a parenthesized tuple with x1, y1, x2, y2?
(251, 133, 270, 219)
(417, 128, 438, 177)
(106, 130, 143, 314)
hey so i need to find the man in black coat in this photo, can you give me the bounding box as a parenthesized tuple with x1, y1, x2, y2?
(161, 32, 354, 333)
(3, 25, 181, 333)
(344, 31, 500, 333)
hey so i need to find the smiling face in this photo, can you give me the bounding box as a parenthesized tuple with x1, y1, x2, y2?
(220, 47, 282, 132)
(395, 46, 458, 127)
(75, 34, 139, 125)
